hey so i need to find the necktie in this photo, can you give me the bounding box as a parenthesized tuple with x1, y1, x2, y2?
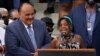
(27, 26, 37, 50)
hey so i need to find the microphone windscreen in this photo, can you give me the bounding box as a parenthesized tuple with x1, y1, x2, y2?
(61, 32, 66, 39)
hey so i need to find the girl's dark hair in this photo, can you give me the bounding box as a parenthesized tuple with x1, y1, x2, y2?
(58, 16, 72, 28)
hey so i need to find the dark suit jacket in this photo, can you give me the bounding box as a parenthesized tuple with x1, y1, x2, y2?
(70, 4, 100, 47)
(5, 19, 51, 56)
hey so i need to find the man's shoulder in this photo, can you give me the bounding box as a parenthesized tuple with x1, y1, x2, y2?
(7, 19, 20, 29)
(33, 19, 45, 25)
(34, 19, 44, 23)
(72, 4, 85, 12)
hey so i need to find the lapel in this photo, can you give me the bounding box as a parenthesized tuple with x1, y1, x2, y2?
(80, 4, 88, 31)
(17, 19, 35, 50)
(94, 6, 100, 30)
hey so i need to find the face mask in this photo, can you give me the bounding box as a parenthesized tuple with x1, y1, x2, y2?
(47, 26, 53, 36)
(11, 18, 18, 20)
(47, 27, 53, 33)
(2, 16, 8, 20)
(87, 0, 95, 6)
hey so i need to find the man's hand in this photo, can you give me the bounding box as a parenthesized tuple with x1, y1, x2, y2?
(0, 45, 5, 53)
(49, 37, 62, 49)
(31, 52, 38, 56)
(34, 52, 38, 56)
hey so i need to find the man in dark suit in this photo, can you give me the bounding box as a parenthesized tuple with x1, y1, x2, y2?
(5, 2, 51, 56)
(70, 0, 100, 52)
(70, 0, 100, 55)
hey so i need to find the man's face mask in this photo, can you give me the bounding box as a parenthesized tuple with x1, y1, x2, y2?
(47, 27, 53, 33)
(2, 16, 8, 20)
(46, 25, 54, 35)
(87, 0, 95, 6)
(11, 17, 18, 20)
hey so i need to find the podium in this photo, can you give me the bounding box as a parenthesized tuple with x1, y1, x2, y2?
(38, 49, 96, 56)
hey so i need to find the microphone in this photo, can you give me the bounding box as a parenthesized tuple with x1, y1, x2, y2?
(61, 32, 74, 42)
(58, 32, 67, 49)
(61, 32, 66, 39)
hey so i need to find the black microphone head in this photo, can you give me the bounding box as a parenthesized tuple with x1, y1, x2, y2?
(61, 32, 66, 39)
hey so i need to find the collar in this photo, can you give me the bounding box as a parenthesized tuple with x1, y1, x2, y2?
(22, 22, 33, 29)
